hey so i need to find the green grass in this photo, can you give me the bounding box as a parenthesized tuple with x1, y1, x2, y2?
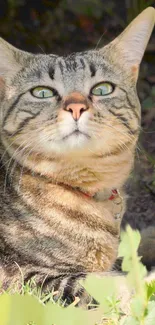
(0, 226, 155, 325)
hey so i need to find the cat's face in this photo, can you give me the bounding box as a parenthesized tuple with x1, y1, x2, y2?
(0, 8, 154, 167)
(1, 50, 140, 156)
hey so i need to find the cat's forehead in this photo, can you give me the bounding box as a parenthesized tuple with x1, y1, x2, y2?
(13, 49, 115, 88)
(48, 50, 110, 75)
(23, 49, 113, 82)
(12, 46, 128, 93)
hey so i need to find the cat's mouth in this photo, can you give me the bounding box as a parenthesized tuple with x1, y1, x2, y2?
(62, 130, 90, 140)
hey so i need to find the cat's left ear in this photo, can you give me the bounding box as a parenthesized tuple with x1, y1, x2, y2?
(102, 7, 155, 77)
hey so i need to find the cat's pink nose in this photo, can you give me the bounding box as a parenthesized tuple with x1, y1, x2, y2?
(65, 103, 88, 121)
(63, 92, 89, 121)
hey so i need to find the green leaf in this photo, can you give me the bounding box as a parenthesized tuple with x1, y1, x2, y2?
(45, 301, 101, 325)
(146, 281, 155, 301)
(118, 226, 147, 298)
(131, 296, 146, 320)
(7, 294, 44, 325)
(145, 301, 155, 325)
(80, 274, 118, 313)
(0, 294, 11, 325)
(121, 316, 139, 325)
(118, 226, 141, 259)
(0, 294, 44, 325)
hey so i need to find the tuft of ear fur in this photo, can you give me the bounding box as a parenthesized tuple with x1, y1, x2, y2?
(103, 7, 155, 68)
(0, 38, 29, 77)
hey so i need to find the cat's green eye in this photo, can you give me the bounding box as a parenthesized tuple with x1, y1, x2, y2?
(91, 82, 114, 96)
(31, 87, 55, 98)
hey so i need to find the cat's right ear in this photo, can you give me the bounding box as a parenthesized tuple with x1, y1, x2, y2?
(102, 7, 155, 79)
(0, 38, 28, 77)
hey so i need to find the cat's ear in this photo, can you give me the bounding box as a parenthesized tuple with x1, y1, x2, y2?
(103, 7, 155, 73)
(0, 38, 29, 77)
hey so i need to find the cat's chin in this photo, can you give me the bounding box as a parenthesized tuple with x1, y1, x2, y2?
(58, 131, 91, 151)
(38, 131, 90, 155)
(62, 130, 90, 140)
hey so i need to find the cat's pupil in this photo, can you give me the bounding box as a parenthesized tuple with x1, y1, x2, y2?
(100, 87, 107, 95)
(97, 88, 103, 95)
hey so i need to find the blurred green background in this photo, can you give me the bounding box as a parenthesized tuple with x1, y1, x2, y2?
(0, 0, 155, 232)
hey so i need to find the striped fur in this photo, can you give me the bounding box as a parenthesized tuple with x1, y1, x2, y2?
(0, 8, 154, 304)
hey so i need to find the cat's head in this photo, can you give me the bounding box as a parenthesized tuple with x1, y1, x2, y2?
(0, 8, 154, 168)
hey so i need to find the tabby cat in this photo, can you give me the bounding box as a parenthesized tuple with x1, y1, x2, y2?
(0, 8, 154, 303)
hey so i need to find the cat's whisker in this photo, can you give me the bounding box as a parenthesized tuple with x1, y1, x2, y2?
(116, 139, 133, 155)
(0, 138, 19, 164)
(16, 134, 56, 191)
(104, 122, 136, 142)
(94, 28, 108, 51)
(140, 129, 155, 134)
(134, 142, 143, 154)
(3, 139, 33, 193)
(9, 151, 28, 188)
(135, 147, 140, 163)
(0, 129, 32, 164)
(16, 144, 46, 191)
(9, 134, 50, 190)
(1, 138, 29, 171)
(93, 101, 138, 140)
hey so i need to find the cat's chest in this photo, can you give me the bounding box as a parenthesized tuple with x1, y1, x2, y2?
(9, 195, 119, 273)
